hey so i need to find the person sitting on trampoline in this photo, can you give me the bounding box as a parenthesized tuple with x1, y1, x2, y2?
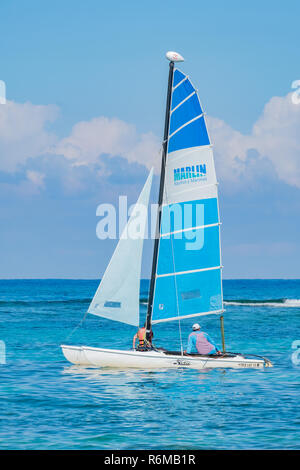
(184, 323, 221, 355)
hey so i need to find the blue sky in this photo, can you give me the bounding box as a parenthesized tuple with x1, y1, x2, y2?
(0, 0, 300, 278)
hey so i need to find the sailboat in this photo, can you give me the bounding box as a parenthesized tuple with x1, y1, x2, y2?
(61, 52, 272, 370)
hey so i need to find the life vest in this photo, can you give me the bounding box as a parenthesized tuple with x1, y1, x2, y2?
(137, 327, 146, 345)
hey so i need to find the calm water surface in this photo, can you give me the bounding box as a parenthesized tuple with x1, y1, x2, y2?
(0, 279, 299, 449)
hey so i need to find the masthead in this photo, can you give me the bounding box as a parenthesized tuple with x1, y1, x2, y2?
(165, 51, 184, 62)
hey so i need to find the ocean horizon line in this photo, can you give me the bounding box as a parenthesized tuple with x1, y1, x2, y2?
(0, 278, 300, 282)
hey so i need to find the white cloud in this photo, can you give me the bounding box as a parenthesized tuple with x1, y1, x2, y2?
(0, 100, 58, 172)
(26, 170, 45, 188)
(51, 116, 161, 172)
(208, 92, 300, 189)
(51, 92, 300, 189)
(1, 93, 300, 191)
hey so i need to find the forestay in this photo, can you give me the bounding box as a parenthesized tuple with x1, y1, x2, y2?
(88, 168, 153, 326)
(151, 69, 223, 324)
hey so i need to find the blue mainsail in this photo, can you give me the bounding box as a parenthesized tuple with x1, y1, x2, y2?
(151, 68, 223, 324)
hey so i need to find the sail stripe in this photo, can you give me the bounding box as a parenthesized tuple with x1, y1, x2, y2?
(152, 268, 223, 323)
(161, 198, 219, 234)
(169, 113, 203, 139)
(170, 98, 203, 136)
(152, 309, 223, 324)
(171, 79, 195, 109)
(157, 225, 221, 275)
(163, 144, 212, 165)
(161, 182, 218, 207)
(172, 69, 186, 88)
(171, 91, 196, 114)
(168, 117, 210, 153)
(172, 76, 188, 91)
(156, 265, 222, 278)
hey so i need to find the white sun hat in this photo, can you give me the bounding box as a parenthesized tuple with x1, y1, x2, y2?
(192, 323, 201, 331)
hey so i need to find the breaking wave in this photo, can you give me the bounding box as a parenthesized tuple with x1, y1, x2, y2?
(1, 298, 299, 308)
(224, 298, 300, 307)
(0, 298, 91, 307)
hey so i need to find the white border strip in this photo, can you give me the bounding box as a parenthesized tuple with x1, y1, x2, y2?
(161, 184, 219, 207)
(156, 265, 222, 279)
(161, 222, 221, 238)
(152, 309, 224, 324)
(167, 143, 213, 160)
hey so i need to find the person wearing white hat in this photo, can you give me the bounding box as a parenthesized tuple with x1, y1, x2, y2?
(184, 323, 221, 355)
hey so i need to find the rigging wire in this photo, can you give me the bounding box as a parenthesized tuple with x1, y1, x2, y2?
(63, 310, 89, 343)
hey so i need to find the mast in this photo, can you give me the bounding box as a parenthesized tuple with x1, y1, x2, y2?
(146, 52, 184, 340)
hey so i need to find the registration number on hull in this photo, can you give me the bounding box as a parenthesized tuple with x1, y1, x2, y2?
(238, 362, 262, 368)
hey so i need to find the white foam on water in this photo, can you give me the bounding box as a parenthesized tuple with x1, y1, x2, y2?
(224, 299, 300, 308)
(282, 299, 300, 307)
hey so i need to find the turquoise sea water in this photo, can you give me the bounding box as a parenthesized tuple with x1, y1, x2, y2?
(0, 279, 299, 450)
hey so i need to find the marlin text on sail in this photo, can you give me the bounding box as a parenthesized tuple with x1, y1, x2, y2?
(173, 164, 207, 185)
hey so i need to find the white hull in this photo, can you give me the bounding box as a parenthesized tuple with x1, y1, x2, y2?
(61, 345, 271, 370)
(61, 344, 91, 366)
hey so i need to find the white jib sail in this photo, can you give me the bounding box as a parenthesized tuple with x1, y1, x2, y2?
(88, 168, 153, 326)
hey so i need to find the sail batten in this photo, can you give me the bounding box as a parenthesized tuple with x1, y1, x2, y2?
(151, 67, 223, 325)
(156, 266, 222, 278)
(171, 91, 196, 114)
(161, 222, 220, 238)
(152, 309, 224, 324)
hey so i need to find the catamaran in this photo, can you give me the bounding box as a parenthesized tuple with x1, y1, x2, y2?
(61, 52, 272, 369)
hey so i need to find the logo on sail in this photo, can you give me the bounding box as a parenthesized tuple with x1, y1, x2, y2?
(173, 164, 207, 185)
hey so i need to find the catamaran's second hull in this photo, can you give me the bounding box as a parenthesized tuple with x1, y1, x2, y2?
(61, 345, 271, 369)
(61, 345, 91, 365)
